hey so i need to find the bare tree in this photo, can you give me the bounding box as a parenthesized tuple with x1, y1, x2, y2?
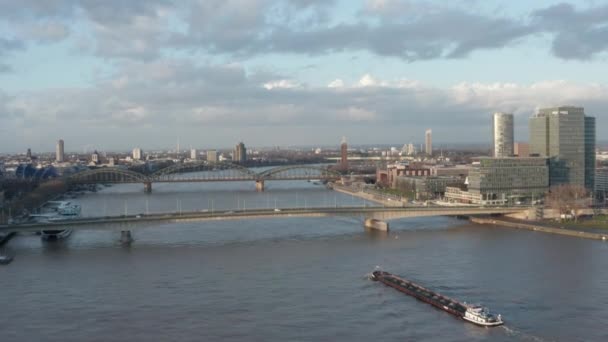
(546, 184, 589, 222)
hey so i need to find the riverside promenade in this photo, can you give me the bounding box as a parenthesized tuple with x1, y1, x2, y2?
(331, 184, 405, 207)
(333, 183, 608, 241)
(470, 216, 608, 241)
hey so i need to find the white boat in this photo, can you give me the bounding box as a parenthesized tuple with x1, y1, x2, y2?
(462, 305, 504, 326)
(47, 201, 82, 216)
(41, 229, 73, 241)
(35, 201, 81, 241)
(0, 254, 14, 265)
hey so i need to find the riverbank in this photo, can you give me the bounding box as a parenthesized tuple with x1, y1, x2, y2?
(470, 216, 608, 241)
(331, 183, 404, 207)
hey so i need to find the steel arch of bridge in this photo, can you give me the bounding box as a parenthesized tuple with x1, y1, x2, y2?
(257, 165, 341, 181)
(66, 163, 341, 184)
(152, 161, 257, 181)
(68, 168, 150, 184)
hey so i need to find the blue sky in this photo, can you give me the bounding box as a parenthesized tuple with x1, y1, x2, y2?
(1, 0, 607, 153)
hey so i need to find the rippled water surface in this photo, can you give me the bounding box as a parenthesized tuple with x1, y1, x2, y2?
(2, 181, 608, 341)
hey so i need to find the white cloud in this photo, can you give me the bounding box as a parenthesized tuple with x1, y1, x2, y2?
(358, 74, 378, 87)
(263, 79, 301, 90)
(338, 107, 377, 121)
(327, 79, 344, 88)
(2, 58, 608, 150)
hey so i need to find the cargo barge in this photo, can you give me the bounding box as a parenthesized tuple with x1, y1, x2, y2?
(370, 270, 503, 327)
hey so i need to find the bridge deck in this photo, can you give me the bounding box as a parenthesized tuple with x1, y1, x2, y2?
(1, 206, 528, 233)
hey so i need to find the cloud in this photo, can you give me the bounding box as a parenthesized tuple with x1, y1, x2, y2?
(327, 79, 344, 88)
(263, 79, 301, 90)
(2, 1, 608, 151)
(1, 1, 608, 61)
(0, 63, 11, 73)
(0, 38, 24, 56)
(3, 58, 607, 143)
(17, 21, 70, 43)
(532, 3, 608, 60)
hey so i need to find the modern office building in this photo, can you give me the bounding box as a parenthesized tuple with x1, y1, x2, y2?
(445, 157, 549, 205)
(585, 116, 596, 191)
(492, 112, 514, 157)
(595, 168, 608, 202)
(207, 150, 218, 162)
(430, 165, 470, 178)
(529, 106, 595, 191)
(234, 142, 247, 164)
(132, 147, 143, 160)
(395, 176, 464, 200)
(56, 139, 65, 162)
(340, 137, 348, 169)
(514, 142, 529, 157)
(190, 148, 198, 160)
(425, 129, 432, 155)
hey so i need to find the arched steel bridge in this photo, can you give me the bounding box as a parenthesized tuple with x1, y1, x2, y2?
(67, 162, 342, 192)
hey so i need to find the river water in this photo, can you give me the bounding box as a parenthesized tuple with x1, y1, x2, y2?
(2, 180, 608, 341)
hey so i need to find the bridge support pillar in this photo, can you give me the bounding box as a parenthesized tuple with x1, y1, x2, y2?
(255, 180, 265, 192)
(364, 218, 389, 232)
(143, 181, 152, 193)
(120, 230, 133, 244)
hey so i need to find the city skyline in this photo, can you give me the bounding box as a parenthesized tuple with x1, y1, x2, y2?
(1, 1, 608, 152)
(3, 3, 608, 340)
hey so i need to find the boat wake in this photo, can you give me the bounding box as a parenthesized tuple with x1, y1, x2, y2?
(500, 325, 555, 342)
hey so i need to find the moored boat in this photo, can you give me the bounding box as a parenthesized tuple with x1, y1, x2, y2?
(0, 254, 14, 265)
(41, 229, 73, 241)
(370, 270, 503, 327)
(31, 201, 81, 241)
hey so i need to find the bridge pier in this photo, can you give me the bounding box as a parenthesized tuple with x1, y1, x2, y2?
(143, 181, 152, 193)
(364, 218, 389, 232)
(255, 180, 265, 192)
(120, 230, 133, 244)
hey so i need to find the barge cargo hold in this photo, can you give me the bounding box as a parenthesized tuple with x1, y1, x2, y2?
(370, 270, 503, 327)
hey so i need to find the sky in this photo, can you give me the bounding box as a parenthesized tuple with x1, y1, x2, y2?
(1, 0, 608, 153)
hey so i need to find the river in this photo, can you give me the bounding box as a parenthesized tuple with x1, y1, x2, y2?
(1, 180, 608, 341)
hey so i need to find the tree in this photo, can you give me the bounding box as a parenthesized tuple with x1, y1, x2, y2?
(545, 184, 589, 222)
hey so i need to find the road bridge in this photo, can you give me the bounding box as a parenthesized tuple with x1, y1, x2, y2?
(67, 162, 342, 192)
(1, 206, 529, 235)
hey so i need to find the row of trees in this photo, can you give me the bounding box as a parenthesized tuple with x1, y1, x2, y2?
(545, 184, 590, 222)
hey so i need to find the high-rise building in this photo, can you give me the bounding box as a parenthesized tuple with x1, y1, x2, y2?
(585, 116, 596, 191)
(425, 129, 432, 156)
(407, 143, 416, 156)
(91, 150, 100, 164)
(190, 148, 198, 160)
(234, 142, 247, 164)
(514, 142, 529, 157)
(492, 112, 514, 157)
(26, 148, 32, 159)
(340, 137, 348, 169)
(207, 150, 218, 162)
(56, 139, 65, 162)
(132, 147, 143, 160)
(595, 168, 608, 202)
(529, 106, 595, 190)
(445, 157, 549, 205)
